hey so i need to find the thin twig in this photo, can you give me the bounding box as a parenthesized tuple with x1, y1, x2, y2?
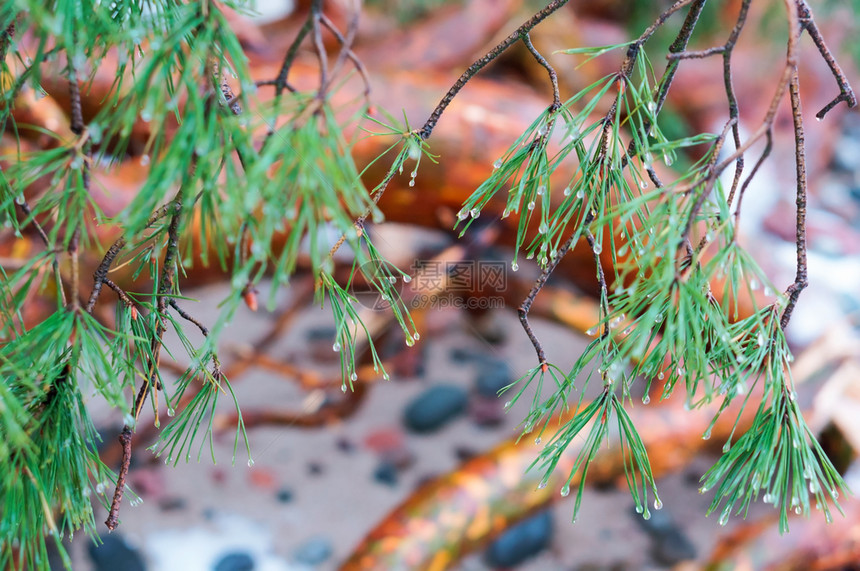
(104, 426, 132, 531)
(320, 13, 372, 99)
(518, 232, 577, 368)
(719, 0, 752, 209)
(780, 68, 808, 330)
(419, 0, 575, 140)
(522, 33, 560, 109)
(67, 60, 89, 310)
(272, 18, 312, 96)
(310, 0, 328, 100)
(85, 202, 173, 313)
(168, 298, 209, 337)
(796, 0, 857, 119)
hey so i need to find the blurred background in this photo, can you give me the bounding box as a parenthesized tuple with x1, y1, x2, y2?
(10, 0, 860, 569)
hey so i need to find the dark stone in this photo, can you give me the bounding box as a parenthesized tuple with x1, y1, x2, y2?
(293, 536, 333, 566)
(403, 385, 468, 433)
(213, 551, 255, 571)
(474, 361, 513, 398)
(307, 461, 324, 476)
(484, 511, 553, 568)
(373, 461, 399, 487)
(632, 505, 697, 565)
(276, 488, 294, 503)
(453, 445, 479, 462)
(449, 346, 487, 364)
(88, 534, 146, 571)
(158, 496, 186, 512)
(335, 436, 355, 453)
(306, 326, 337, 342)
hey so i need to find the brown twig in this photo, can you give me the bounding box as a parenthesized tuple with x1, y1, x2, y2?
(521, 33, 560, 110)
(780, 68, 808, 330)
(320, 12, 371, 99)
(796, 0, 857, 119)
(104, 426, 132, 531)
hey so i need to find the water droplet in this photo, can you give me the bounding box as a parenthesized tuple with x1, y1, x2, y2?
(96, 483, 106, 494)
(511, 261, 519, 271)
(794, 506, 802, 515)
(719, 511, 729, 526)
(534, 437, 542, 445)
(643, 511, 651, 521)
(247, 458, 255, 467)
(539, 222, 548, 234)
(560, 485, 570, 497)
(141, 110, 152, 122)
(643, 395, 651, 404)
(537, 125, 547, 136)
(493, 159, 503, 169)
(350, 372, 358, 381)
(635, 504, 643, 514)
(702, 428, 711, 440)
(563, 186, 572, 197)
(722, 442, 731, 453)
(413, 333, 420, 341)
(470, 208, 480, 219)
(658, 372, 664, 380)
(647, 101, 657, 115)
(502, 208, 511, 218)
(341, 384, 347, 392)
(653, 498, 663, 510)
(406, 337, 415, 347)
(388, 276, 397, 284)
(809, 480, 820, 494)
(504, 401, 512, 410)
(655, 313, 664, 323)
(586, 327, 598, 336)
(527, 201, 536, 211)
(399, 164, 404, 174)
(592, 243, 603, 255)
(536, 185, 545, 196)
(409, 179, 415, 187)
(403, 275, 412, 283)
(537, 480, 547, 490)
(639, 179, 648, 189)
(140, 154, 150, 166)
(576, 190, 585, 199)
(167, 407, 175, 417)
(757, 332, 765, 347)
(383, 373, 390, 381)
(663, 154, 674, 167)
(457, 208, 469, 221)
(750, 279, 759, 291)
(333, 342, 341, 352)
(764, 286, 774, 296)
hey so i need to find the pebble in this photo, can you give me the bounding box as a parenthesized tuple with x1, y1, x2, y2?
(248, 467, 277, 490)
(474, 361, 513, 397)
(484, 511, 554, 567)
(213, 551, 255, 571)
(373, 461, 399, 487)
(276, 488, 294, 503)
(403, 385, 468, 433)
(363, 427, 405, 454)
(293, 536, 334, 566)
(632, 505, 697, 565)
(87, 534, 146, 571)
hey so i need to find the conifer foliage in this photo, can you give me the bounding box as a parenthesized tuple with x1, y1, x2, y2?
(0, 0, 856, 568)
